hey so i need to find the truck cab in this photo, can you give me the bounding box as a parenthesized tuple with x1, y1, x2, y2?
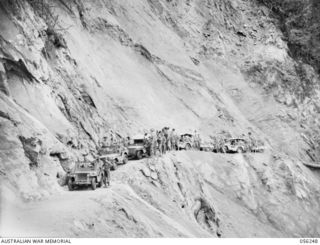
(178, 133, 193, 150)
(127, 136, 148, 159)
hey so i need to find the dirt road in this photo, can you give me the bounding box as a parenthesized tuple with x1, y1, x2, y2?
(1, 157, 210, 237)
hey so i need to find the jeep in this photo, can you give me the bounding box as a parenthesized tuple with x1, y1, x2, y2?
(98, 145, 128, 170)
(223, 138, 249, 153)
(67, 159, 104, 191)
(250, 140, 265, 153)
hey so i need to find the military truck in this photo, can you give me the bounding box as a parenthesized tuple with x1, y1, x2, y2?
(127, 135, 148, 159)
(223, 138, 249, 153)
(98, 145, 128, 170)
(178, 133, 193, 150)
(67, 159, 104, 191)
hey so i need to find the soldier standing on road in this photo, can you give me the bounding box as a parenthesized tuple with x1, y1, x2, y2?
(150, 129, 157, 157)
(144, 132, 152, 157)
(102, 157, 111, 187)
(167, 128, 172, 151)
(194, 130, 200, 150)
(109, 130, 114, 146)
(176, 133, 181, 150)
(197, 133, 201, 149)
(118, 137, 126, 155)
(162, 128, 167, 154)
(189, 132, 195, 149)
(170, 129, 176, 151)
(164, 127, 170, 151)
(157, 131, 163, 155)
(247, 132, 256, 151)
(175, 130, 179, 150)
(159, 129, 165, 155)
(148, 130, 153, 157)
(217, 135, 225, 153)
(211, 136, 218, 152)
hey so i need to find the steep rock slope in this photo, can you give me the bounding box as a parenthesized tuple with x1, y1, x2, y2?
(255, 0, 320, 162)
(258, 0, 320, 73)
(0, 0, 320, 237)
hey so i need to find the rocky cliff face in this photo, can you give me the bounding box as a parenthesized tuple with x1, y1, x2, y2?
(258, 0, 320, 73)
(256, 0, 320, 162)
(0, 0, 320, 237)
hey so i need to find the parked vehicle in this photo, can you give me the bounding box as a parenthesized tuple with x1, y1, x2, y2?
(178, 133, 193, 150)
(210, 135, 229, 153)
(127, 136, 148, 159)
(67, 159, 104, 191)
(223, 138, 249, 153)
(200, 141, 215, 152)
(250, 140, 265, 153)
(98, 145, 128, 170)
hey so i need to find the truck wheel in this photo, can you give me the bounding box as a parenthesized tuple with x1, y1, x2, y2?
(91, 178, 96, 190)
(68, 178, 74, 191)
(98, 174, 103, 187)
(136, 151, 143, 160)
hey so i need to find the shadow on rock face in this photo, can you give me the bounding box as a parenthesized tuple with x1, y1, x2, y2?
(192, 197, 222, 237)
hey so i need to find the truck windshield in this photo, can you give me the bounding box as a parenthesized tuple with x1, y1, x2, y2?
(99, 146, 118, 154)
(75, 162, 96, 170)
(133, 139, 144, 144)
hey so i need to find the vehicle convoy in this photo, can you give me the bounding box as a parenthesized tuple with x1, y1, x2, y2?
(223, 138, 249, 153)
(178, 133, 193, 150)
(98, 145, 128, 170)
(127, 136, 148, 159)
(67, 159, 104, 191)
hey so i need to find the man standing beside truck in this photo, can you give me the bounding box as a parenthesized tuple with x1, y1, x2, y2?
(101, 157, 112, 187)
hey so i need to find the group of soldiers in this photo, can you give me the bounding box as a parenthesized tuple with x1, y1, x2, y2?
(99, 129, 259, 188)
(142, 128, 201, 156)
(99, 128, 202, 152)
(99, 127, 202, 187)
(143, 127, 179, 156)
